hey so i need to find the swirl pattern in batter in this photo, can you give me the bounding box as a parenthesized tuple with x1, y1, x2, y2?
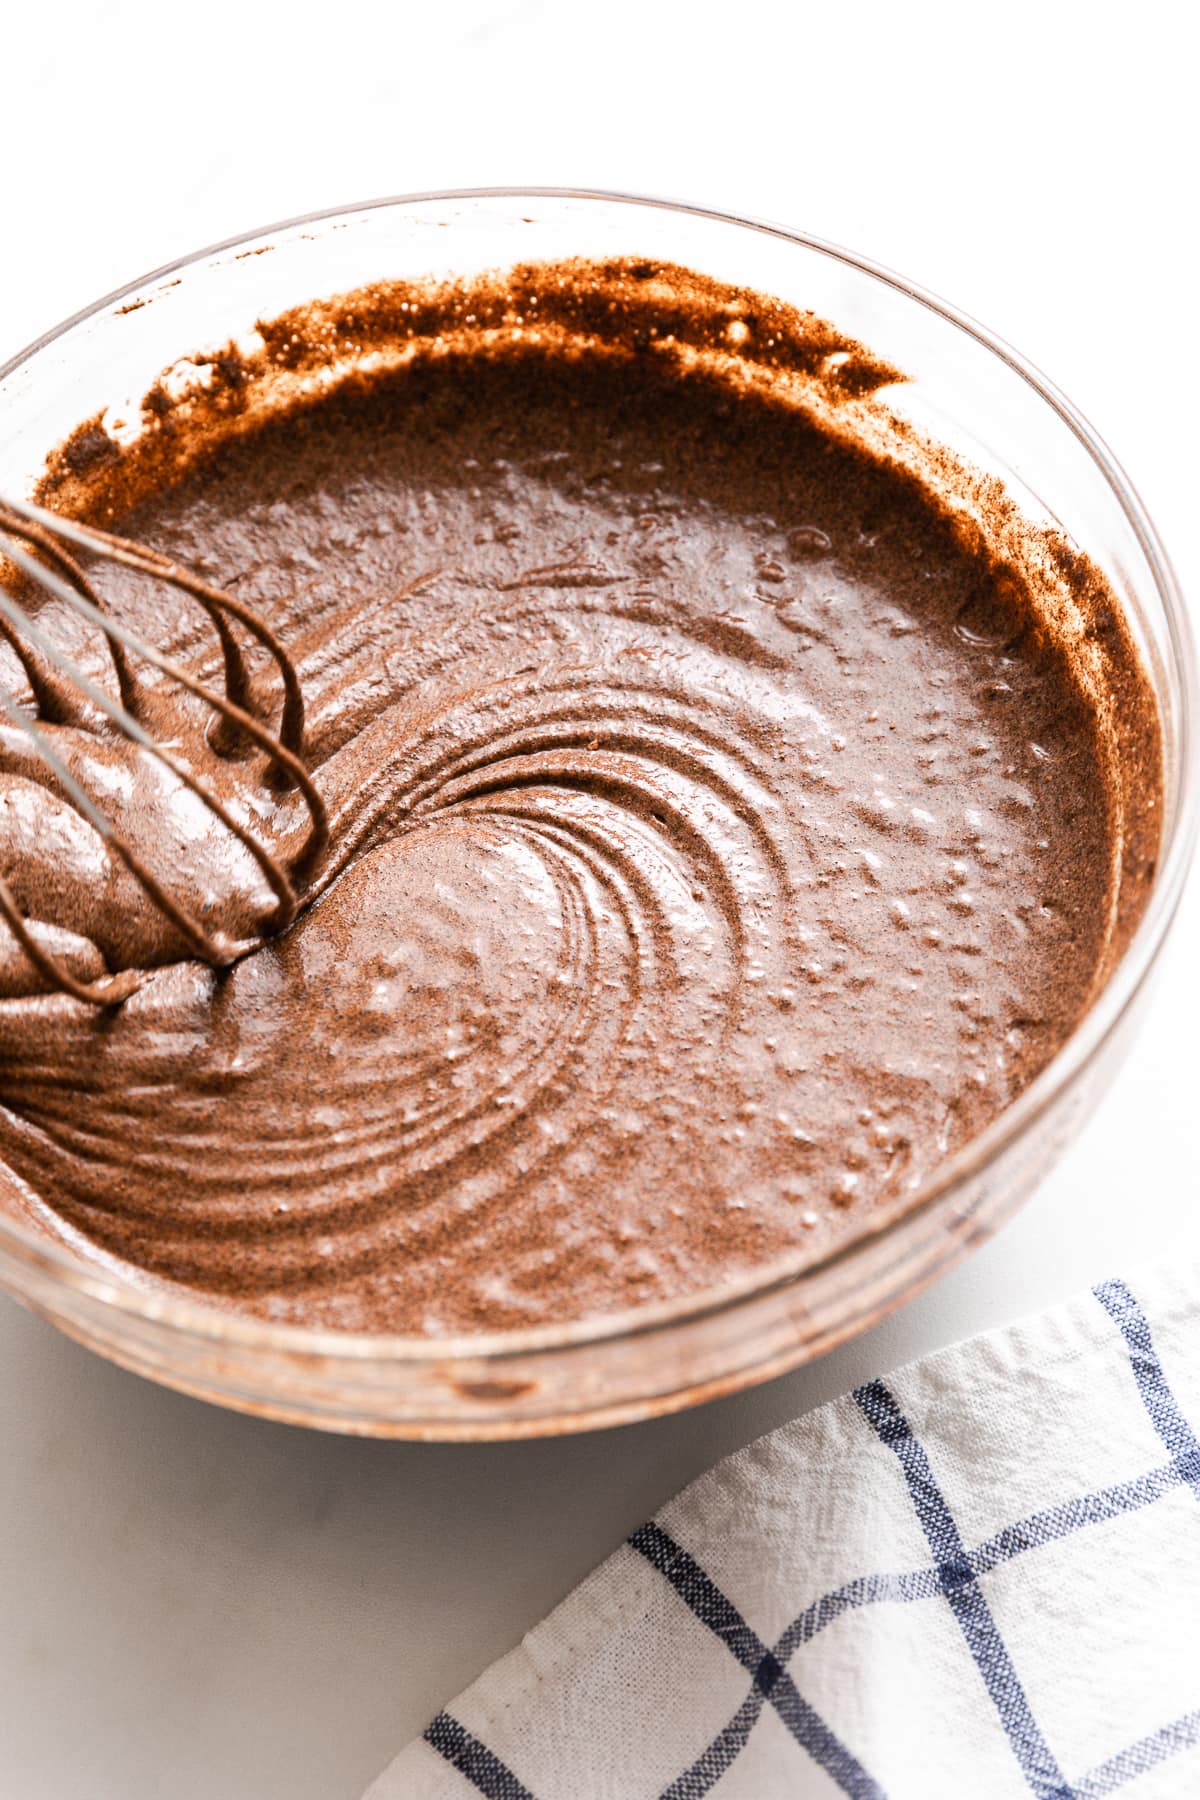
(0, 266, 1158, 1330)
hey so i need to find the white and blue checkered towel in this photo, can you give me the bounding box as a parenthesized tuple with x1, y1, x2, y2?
(365, 1268, 1200, 1799)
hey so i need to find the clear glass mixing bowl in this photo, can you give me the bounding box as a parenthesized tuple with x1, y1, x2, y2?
(0, 190, 1193, 1437)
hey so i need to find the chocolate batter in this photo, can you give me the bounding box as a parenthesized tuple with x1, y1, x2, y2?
(0, 261, 1160, 1332)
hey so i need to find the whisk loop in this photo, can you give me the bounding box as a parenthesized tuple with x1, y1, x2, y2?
(0, 492, 328, 1006)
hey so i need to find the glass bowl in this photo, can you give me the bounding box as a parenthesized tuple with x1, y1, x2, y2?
(0, 189, 1194, 1439)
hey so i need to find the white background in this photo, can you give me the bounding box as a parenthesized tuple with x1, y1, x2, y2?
(0, 4, 1196, 1795)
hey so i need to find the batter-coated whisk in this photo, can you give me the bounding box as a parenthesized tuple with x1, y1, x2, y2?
(0, 493, 328, 1005)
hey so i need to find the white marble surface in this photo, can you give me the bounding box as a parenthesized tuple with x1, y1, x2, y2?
(0, 4, 1196, 1795)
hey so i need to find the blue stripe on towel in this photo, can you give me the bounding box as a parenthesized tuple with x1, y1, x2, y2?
(855, 1378, 1074, 1800)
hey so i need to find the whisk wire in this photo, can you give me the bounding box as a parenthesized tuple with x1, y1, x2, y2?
(0, 535, 327, 861)
(0, 494, 330, 1005)
(0, 495, 307, 756)
(0, 506, 142, 718)
(0, 572, 298, 934)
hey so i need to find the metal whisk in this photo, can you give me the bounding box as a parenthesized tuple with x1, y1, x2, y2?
(0, 493, 328, 1006)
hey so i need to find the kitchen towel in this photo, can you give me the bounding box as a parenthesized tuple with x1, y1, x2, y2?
(365, 1266, 1200, 1798)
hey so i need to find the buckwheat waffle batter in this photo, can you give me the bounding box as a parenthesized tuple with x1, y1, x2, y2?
(0, 262, 1160, 1331)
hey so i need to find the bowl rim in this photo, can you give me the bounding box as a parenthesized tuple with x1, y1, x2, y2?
(0, 183, 1195, 1366)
